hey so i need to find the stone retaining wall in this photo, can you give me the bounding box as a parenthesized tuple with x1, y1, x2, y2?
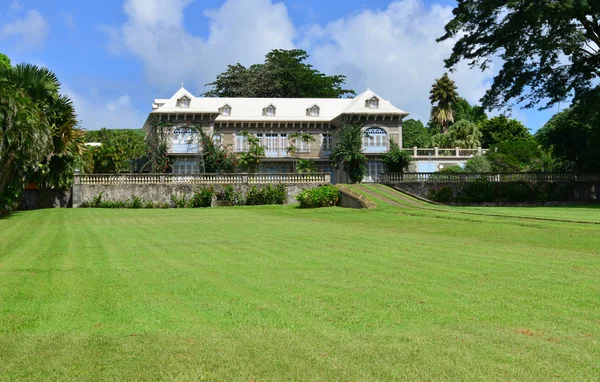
(73, 183, 326, 207)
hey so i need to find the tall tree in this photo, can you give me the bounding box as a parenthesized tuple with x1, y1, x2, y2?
(402, 119, 431, 148)
(431, 120, 482, 149)
(453, 97, 487, 125)
(204, 49, 355, 98)
(329, 117, 367, 183)
(429, 73, 459, 134)
(0, 74, 53, 213)
(0, 53, 10, 70)
(439, 1, 600, 112)
(536, 108, 600, 171)
(479, 116, 531, 148)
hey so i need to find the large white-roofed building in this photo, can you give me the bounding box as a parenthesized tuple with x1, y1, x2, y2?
(142, 86, 409, 182)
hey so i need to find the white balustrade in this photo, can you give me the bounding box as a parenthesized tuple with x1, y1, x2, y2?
(75, 173, 330, 185)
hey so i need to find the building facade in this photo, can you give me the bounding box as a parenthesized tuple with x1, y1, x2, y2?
(142, 87, 409, 183)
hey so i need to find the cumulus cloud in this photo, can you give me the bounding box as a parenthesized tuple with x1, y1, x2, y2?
(304, 0, 494, 121)
(0, 9, 48, 49)
(106, 0, 295, 91)
(106, 0, 495, 122)
(63, 86, 146, 130)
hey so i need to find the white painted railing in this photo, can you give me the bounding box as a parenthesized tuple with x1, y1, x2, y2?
(75, 173, 331, 185)
(404, 147, 489, 158)
(382, 172, 600, 183)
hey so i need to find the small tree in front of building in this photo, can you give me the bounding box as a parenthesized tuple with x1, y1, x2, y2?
(329, 117, 367, 183)
(198, 129, 237, 173)
(238, 131, 265, 173)
(381, 140, 413, 173)
(286, 132, 315, 172)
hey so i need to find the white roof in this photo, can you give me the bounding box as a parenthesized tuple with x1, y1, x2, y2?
(144, 87, 408, 128)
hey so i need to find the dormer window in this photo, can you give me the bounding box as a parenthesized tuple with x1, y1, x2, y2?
(366, 97, 379, 109)
(263, 104, 276, 117)
(177, 96, 191, 108)
(307, 105, 320, 117)
(221, 104, 232, 116)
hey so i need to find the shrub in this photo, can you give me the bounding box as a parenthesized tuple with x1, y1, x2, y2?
(439, 165, 464, 173)
(460, 178, 494, 202)
(216, 184, 244, 206)
(428, 186, 454, 203)
(131, 196, 143, 209)
(189, 187, 214, 208)
(91, 192, 104, 208)
(296, 185, 340, 208)
(246, 184, 286, 206)
(382, 140, 413, 173)
(465, 154, 491, 173)
(170, 194, 188, 208)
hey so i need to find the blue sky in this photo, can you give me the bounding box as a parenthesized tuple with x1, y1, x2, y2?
(0, 0, 557, 131)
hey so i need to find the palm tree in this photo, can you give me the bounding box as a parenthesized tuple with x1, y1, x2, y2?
(0, 74, 53, 212)
(329, 117, 367, 183)
(429, 73, 459, 134)
(287, 132, 315, 172)
(430, 120, 482, 149)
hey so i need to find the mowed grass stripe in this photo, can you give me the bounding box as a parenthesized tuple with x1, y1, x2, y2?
(0, 207, 599, 380)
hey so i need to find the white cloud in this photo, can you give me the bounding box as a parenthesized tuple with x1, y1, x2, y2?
(305, 0, 494, 121)
(10, 1, 22, 12)
(0, 9, 48, 49)
(105, 0, 496, 123)
(60, 12, 78, 33)
(63, 86, 146, 130)
(106, 0, 295, 91)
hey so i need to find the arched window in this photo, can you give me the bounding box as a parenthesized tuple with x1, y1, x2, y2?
(363, 127, 388, 153)
(263, 104, 276, 116)
(307, 105, 320, 117)
(221, 104, 232, 116)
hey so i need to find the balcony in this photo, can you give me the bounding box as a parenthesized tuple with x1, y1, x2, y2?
(363, 145, 388, 154)
(171, 144, 199, 154)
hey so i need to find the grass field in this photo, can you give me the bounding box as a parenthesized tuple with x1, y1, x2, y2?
(1, 192, 599, 380)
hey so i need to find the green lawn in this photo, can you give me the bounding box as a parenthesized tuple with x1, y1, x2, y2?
(1, 202, 599, 380)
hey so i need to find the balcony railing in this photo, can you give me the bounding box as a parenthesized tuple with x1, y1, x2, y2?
(382, 172, 600, 183)
(363, 145, 388, 154)
(171, 144, 199, 154)
(405, 147, 488, 158)
(75, 173, 332, 185)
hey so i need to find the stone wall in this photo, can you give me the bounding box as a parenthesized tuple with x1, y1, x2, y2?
(73, 183, 326, 207)
(391, 181, 600, 205)
(19, 189, 72, 210)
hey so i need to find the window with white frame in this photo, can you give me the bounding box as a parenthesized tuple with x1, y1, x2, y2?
(366, 97, 379, 109)
(363, 127, 388, 153)
(173, 160, 198, 174)
(322, 133, 333, 151)
(172, 128, 199, 153)
(221, 105, 231, 116)
(234, 133, 248, 152)
(297, 134, 310, 152)
(263, 105, 276, 116)
(213, 133, 222, 146)
(307, 105, 320, 117)
(178, 96, 191, 108)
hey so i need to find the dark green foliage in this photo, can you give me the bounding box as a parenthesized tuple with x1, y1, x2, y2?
(0, 53, 10, 69)
(198, 129, 237, 173)
(431, 120, 481, 148)
(439, 0, 600, 112)
(479, 117, 531, 148)
(459, 179, 495, 203)
(464, 154, 492, 173)
(296, 185, 340, 208)
(329, 117, 367, 183)
(245, 184, 287, 206)
(382, 140, 412, 173)
(204, 49, 355, 99)
(439, 165, 464, 173)
(85, 128, 147, 173)
(144, 121, 172, 173)
(170, 194, 188, 209)
(428, 186, 454, 203)
(487, 139, 554, 173)
(429, 73, 459, 134)
(296, 159, 317, 173)
(453, 97, 487, 125)
(216, 185, 244, 206)
(402, 119, 431, 148)
(536, 108, 600, 172)
(189, 187, 214, 208)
